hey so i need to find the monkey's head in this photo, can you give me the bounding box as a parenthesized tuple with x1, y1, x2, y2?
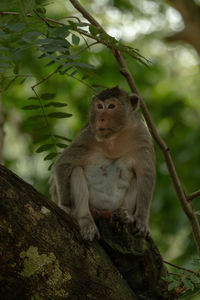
(89, 86, 140, 140)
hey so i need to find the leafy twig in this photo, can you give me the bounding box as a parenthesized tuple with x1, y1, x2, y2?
(31, 86, 58, 156)
(164, 260, 199, 275)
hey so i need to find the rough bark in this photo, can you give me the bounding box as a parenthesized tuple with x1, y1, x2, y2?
(167, 0, 200, 55)
(0, 164, 172, 300)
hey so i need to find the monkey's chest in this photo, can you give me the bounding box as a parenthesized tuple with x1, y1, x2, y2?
(84, 159, 132, 211)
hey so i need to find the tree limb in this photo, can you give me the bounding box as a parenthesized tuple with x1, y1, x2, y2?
(0, 164, 171, 299)
(187, 190, 200, 202)
(69, 0, 200, 256)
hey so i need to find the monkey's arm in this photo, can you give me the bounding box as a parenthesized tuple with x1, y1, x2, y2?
(51, 125, 91, 208)
(132, 131, 156, 237)
(50, 125, 99, 240)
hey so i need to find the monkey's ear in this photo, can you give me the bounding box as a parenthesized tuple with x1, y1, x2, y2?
(129, 93, 140, 110)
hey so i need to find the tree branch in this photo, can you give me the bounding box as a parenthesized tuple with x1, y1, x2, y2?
(187, 190, 200, 202)
(163, 260, 198, 275)
(68, 0, 200, 256)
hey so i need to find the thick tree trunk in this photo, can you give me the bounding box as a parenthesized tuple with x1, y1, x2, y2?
(0, 165, 173, 300)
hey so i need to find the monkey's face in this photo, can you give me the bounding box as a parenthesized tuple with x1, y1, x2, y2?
(89, 97, 128, 140)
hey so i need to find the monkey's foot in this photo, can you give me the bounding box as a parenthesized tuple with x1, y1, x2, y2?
(132, 217, 149, 238)
(79, 218, 100, 241)
(113, 209, 134, 223)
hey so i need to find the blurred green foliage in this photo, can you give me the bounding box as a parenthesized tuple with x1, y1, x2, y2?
(1, 0, 200, 288)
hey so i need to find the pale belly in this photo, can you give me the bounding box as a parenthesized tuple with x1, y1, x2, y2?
(84, 158, 132, 211)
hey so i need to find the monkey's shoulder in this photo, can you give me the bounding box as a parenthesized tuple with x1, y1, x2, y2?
(54, 124, 96, 166)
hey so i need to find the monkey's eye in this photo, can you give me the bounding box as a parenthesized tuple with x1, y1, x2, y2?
(107, 103, 115, 109)
(97, 103, 104, 109)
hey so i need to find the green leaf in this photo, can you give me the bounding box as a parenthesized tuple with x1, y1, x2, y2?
(53, 135, 72, 142)
(44, 102, 67, 108)
(162, 276, 172, 283)
(33, 135, 50, 144)
(45, 60, 55, 67)
(72, 34, 80, 45)
(48, 162, 54, 171)
(68, 20, 77, 30)
(182, 278, 194, 290)
(36, 144, 54, 153)
(190, 274, 200, 284)
(0, 56, 9, 61)
(41, 93, 56, 100)
(76, 22, 89, 27)
(22, 105, 41, 110)
(44, 153, 57, 160)
(54, 26, 70, 38)
(57, 54, 80, 60)
(27, 96, 38, 100)
(35, 7, 46, 15)
(48, 112, 72, 118)
(22, 31, 41, 43)
(56, 143, 67, 149)
(12, 23, 26, 32)
(71, 62, 94, 69)
(59, 66, 73, 75)
(69, 70, 79, 77)
(0, 62, 11, 68)
(168, 281, 177, 291)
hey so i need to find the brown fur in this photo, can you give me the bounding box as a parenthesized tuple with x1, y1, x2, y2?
(50, 87, 156, 240)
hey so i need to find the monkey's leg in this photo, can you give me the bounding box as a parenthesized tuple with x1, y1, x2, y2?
(114, 177, 136, 223)
(70, 166, 100, 241)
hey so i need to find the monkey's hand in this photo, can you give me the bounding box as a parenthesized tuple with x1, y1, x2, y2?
(78, 217, 100, 241)
(133, 214, 149, 238)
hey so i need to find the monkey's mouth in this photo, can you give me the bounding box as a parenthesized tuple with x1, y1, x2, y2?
(97, 128, 115, 138)
(98, 128, 113, 133)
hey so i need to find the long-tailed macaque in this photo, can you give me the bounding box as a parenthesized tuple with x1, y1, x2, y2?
(50, 87, 156, 241)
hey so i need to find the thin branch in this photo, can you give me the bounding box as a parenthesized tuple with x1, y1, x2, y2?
(33, 9, 54, 28)
(0, 11, 32, 17)
(163, 260, 198, 275)
(75, 41, 99, 56)
(187, 190, 200, 202)
(68, 0, 200, 256)
(31, 67, 61, 90)
(58, 15, 82, 23)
